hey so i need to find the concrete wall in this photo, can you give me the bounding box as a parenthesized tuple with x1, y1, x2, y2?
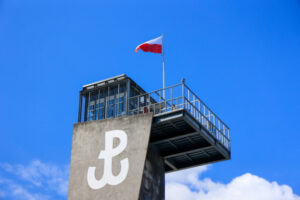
(68, 113, 153, 200)
(139, 146, 165, 200)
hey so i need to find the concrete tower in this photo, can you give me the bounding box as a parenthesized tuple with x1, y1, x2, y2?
(68, 74, 231, 200)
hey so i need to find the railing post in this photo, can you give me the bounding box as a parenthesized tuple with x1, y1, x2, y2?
(171, 87, 173, 104)
(181, 78, 185, 108)
(148, 93, 150, 112)
(213, 115, 216, 127)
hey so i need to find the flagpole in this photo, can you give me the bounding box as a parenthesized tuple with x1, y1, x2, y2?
(162, 33, 165, 99)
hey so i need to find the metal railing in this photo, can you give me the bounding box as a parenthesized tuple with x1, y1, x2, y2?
(127, 82, 231, 150)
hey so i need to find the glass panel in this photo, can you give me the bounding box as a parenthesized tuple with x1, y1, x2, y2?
(87, 91, 98, 121)
(118, 102, 125, 115)
(108, 104, 115, 118)
(89, 110, 95, 121)
(89, 105, 95, 110)
(98, 108, 105, 120)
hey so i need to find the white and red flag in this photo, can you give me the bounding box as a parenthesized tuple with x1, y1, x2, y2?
(136, 35, 166, 93)
(135, 36, 163, 54)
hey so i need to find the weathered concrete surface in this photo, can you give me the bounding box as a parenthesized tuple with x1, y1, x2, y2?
(139, 146, 165, 200)
(68, 113, 153, 200)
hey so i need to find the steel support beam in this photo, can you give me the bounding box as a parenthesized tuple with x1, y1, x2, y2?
(164, 159, 177, 170)
(164, 146, 213, 159)
(150, 130, 199, 145)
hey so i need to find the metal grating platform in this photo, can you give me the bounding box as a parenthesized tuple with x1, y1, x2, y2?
(78, 75, 231, 173)
(150, 109, 230, 173)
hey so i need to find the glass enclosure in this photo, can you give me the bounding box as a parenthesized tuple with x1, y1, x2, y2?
(78, 75, 146, 122)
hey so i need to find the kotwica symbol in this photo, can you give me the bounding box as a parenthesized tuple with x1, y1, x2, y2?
(87, 130, 129, 190)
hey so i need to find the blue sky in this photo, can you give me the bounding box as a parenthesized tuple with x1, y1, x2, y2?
(0, 0, 299, 199)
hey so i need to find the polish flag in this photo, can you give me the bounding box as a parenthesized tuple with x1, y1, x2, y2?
(135, 36, 162, 54)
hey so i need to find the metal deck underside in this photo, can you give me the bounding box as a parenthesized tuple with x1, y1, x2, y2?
(150, 109, 231, 173)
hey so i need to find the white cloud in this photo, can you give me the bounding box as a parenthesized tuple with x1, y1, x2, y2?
(0, 177, 51, 200)
(0, 160, 69, 200)
(8, 183, 50, 200)
(1, 160, 69, 195)
(1, 160, 299, 200)
(166, 165, 209, 185)
(166, 166, 300, 200)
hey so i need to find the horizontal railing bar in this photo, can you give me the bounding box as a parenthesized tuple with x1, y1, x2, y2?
(127, 83, 182, 100)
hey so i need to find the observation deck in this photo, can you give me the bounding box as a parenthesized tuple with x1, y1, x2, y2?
(78, 74, 231, 172)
